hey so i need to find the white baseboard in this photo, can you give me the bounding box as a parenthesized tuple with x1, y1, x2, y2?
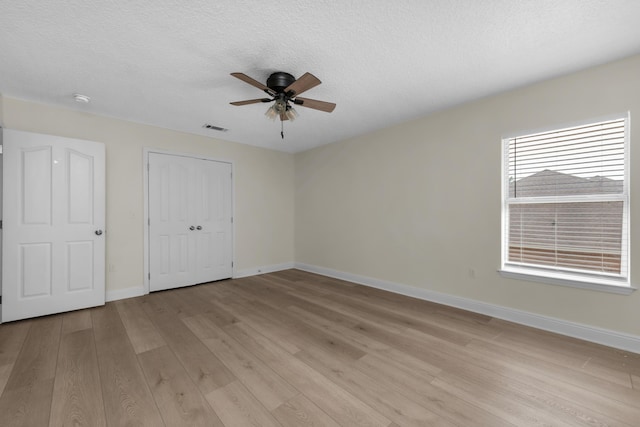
(105, 261, 296, 302)
(106, 285, 145, 302)
(294, 263, 640, 354)
(234, 262, 296, 279)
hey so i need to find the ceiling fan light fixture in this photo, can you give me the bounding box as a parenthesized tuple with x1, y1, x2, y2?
(285, 106, 298, 121)
(265, 99, 290, 121)
(274, 99, 287, 113)
(265, 104, 278, 121)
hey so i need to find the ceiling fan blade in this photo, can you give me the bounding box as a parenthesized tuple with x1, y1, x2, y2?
(284, 72, 321, 97)
(230, 72, 275, 95)
(230, 98, 272, 106)
(294, 97, 336, 113)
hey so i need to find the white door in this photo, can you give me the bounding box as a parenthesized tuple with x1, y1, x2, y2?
(148, 153, 195, 291)
(148, 153, 232, 292)
(2, 129, 105, 322)
(193, 159, 233, 284)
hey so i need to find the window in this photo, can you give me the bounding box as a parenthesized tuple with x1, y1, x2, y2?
(501, 116, 630, 290)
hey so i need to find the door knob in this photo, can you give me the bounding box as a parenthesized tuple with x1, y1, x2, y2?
(189, 226, 195, 231)
(196, 225, 202, 230)
(95, 230, 103, 236)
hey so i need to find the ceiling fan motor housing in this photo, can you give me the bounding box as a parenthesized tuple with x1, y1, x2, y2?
(267, 72, 296, 93)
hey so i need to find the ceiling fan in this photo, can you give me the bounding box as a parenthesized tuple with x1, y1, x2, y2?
(230, 71, 336, 138)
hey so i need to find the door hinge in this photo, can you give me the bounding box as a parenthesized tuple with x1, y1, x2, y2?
(0, 220, 2, 229)
(148, 273, 151, 280)
(231, 261, 234, 268)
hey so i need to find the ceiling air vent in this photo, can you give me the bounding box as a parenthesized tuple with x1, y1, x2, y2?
(203, 123, 228, 132)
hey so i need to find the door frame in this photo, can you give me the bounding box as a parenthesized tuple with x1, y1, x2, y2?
(142, 148, 235, 295)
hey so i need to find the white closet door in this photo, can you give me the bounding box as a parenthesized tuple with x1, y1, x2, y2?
(194, 159, 233, 283)
(148, 153, 197, 291)
(148, 153, 232, 292)
(2, 129, 106, 322)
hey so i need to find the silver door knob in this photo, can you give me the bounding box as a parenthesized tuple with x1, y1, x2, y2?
(196, 225, 202, 230)
(95, 230, 103, 236)
(189, 226, 195, 231)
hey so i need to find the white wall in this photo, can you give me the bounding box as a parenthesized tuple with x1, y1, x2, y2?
(295, 54, 640, 337)
(0, 97, 295, 295)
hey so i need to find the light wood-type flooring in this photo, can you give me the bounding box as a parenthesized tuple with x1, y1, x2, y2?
(0, 269, 639, 426)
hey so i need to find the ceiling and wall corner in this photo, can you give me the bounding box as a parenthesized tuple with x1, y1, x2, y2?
(1, 1, 640, 153)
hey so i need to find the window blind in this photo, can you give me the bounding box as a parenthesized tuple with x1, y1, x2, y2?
(505, 118, 628, 278)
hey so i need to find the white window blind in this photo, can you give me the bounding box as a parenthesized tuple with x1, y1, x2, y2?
(503, 117, 629, 283)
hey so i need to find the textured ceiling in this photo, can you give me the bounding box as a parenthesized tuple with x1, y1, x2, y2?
(1, 1, 640, 153)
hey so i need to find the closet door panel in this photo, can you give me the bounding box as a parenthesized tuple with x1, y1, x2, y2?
(148, 153, 197, 291)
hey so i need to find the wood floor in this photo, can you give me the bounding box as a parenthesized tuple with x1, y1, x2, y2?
(1, 269, 639, 426)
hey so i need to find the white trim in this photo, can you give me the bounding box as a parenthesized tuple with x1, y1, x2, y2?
(106, 285, 145, 302)
(501, 111, 631, 140)
(142, 147, 235, 295)
(499, 267, 635, 295)
(104, 262, 294, 303)
(234, 262, 295, 279)
(142, 148, 150, 294)
(294, 263, 640, 354)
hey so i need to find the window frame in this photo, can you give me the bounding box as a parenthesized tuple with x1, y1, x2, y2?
(500, 113, 634, 294)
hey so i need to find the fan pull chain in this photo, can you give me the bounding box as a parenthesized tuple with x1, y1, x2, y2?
(281, 120, 284, 139)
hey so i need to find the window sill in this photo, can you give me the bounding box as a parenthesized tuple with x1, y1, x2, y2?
(498, 267, 636, 295)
